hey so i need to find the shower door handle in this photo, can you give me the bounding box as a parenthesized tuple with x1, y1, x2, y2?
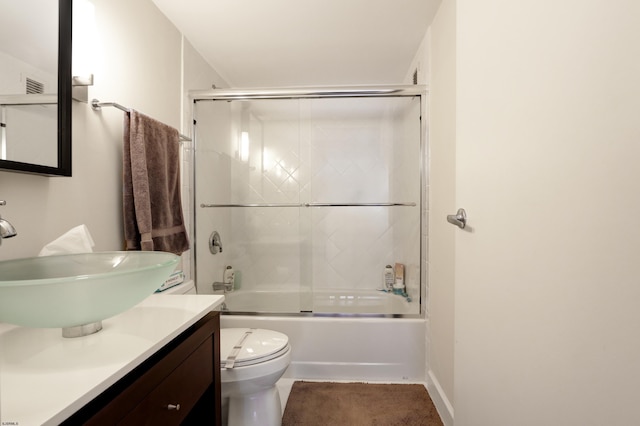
(447, 208, 467, 229)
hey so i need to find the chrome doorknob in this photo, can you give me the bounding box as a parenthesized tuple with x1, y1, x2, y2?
(446, 208, 467, 229)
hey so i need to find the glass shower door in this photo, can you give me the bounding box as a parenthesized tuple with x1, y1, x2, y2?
(195, 98, 309, 313)
(305, 96, 421, 315)
(194, 94, 422, 315)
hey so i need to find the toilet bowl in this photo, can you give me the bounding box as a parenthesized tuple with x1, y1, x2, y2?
(220, 328, 291, 426)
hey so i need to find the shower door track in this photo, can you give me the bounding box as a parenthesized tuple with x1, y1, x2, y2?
(200, 202, 417, 208)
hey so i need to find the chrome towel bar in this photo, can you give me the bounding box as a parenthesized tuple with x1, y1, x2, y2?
(91, 99, 192, 142)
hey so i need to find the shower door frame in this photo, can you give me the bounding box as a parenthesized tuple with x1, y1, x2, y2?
(190, 85, 428, 318)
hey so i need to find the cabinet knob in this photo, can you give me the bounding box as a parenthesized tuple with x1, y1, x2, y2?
(167, 404, 181, 411)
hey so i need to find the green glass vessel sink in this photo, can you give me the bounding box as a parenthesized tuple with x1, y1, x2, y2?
(0, 251, 179, 336)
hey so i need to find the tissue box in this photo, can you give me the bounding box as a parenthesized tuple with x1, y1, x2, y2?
(39, 224, 95, 256)
(156, 270, 185, 292)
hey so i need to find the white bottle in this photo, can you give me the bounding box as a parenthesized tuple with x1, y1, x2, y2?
(384, 265, 394, 291)
(223, 265, 235, 290)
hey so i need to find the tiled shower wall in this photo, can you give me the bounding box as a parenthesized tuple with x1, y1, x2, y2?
(194, 96, 422, 310)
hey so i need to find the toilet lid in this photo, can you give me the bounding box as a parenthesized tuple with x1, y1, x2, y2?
(220, 328, 289, 368)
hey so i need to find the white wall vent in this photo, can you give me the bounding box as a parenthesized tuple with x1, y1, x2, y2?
(26, 78, 45, 95)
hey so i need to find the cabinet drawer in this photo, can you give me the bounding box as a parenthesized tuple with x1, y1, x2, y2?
(120, 336, 213, 425)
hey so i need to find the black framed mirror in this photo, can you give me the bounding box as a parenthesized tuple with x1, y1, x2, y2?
(0, 0, 72, 176)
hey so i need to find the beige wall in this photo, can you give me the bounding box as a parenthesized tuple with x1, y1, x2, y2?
(426, 0, 456, 423)
(403, 2, 456, 422)
(454, 0, 640, 424)
(0, 0, 220, 264)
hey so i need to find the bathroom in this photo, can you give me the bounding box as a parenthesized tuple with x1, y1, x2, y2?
(1, 0, 640, 425)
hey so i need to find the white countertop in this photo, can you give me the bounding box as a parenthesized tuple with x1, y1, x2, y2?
(0, 293, 224, 425)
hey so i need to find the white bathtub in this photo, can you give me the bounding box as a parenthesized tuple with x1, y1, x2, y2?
(222, 288, 418, 315)
(219, 289, 425, 382)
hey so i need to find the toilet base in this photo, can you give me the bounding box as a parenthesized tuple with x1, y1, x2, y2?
(226, 385, 282, 426)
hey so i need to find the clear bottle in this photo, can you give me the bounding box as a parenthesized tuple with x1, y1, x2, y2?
(223, 265, 235, 291)
(384, 265, 394, 291)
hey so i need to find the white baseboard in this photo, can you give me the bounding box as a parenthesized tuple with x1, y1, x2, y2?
(284, 360, 424, 382)
(426, 370, 454, 426)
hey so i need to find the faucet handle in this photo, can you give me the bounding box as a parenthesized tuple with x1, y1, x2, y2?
(209, 231, 223, 254)
(0, 200, 6, 206)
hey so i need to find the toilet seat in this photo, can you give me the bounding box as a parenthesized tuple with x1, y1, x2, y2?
(221, 328, 290, 368)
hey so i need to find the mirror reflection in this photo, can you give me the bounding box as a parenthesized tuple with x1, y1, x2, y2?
(0, 0, 60, 170)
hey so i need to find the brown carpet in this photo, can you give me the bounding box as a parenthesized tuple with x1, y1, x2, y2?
(282, 381, 444, 426)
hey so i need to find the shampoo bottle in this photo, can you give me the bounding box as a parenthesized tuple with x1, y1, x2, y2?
(384, 265, 394, 291)
(393, 263, 405, 295)
(224, 265, 235, 290)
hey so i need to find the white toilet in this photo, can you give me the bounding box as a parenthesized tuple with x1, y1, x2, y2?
(220, 328, 291, 426)
(161, 281, 291, 426)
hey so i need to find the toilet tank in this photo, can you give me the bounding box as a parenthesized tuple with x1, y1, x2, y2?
(159, 280, 197, 295)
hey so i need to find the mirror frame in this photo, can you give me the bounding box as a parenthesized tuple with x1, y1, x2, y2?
(0, 0, 72, 176)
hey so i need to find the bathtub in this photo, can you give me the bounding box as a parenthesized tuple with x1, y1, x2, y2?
(219, 289, 425, 382)
(222, 288, 418, 315)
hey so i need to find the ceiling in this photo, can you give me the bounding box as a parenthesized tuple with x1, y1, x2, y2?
(151, 0, 442, 88)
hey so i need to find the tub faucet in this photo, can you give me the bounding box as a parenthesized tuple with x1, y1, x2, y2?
(213, 265, 235, 293)
(212, 281, 234, 293)
(0, 201, 17, 246)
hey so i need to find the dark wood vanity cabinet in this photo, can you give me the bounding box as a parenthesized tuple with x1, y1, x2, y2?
(62, 311, 221, 426)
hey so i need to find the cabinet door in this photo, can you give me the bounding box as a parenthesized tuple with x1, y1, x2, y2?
(64, 312, 221, 426)
(120, 337, 213, 425)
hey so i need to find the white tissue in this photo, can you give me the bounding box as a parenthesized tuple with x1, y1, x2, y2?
(38, 224, 96, 256)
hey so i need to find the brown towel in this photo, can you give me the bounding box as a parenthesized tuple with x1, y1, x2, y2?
(123, 110, 189, 255)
